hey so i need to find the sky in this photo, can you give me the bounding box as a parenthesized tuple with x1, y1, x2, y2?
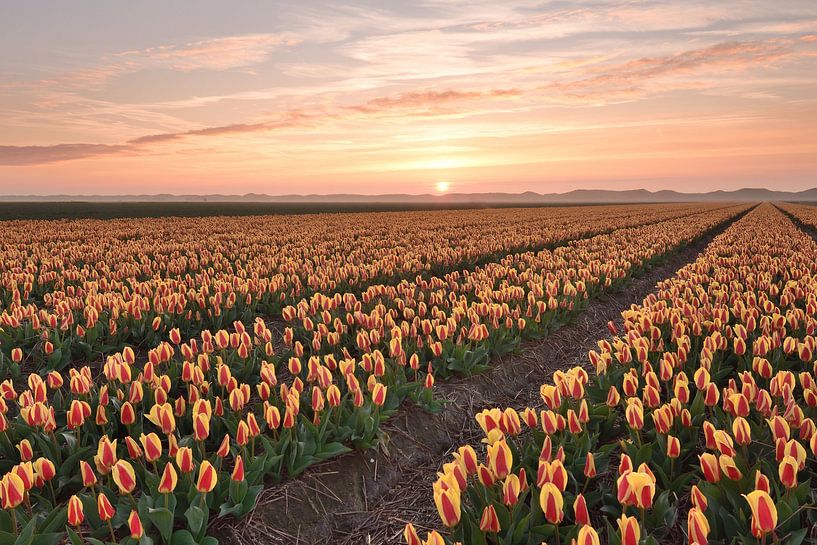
(1, 0, 816, 196)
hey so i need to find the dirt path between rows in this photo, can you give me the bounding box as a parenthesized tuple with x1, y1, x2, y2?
(211, 211, 744, 545)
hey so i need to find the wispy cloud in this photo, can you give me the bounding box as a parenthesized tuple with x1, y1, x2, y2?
(118, 34, 301, 72)
(535, 39, 808, 104)
(0, 144, 127, 166)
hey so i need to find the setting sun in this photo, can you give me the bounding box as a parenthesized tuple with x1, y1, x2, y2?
(435, 181, 450, 193)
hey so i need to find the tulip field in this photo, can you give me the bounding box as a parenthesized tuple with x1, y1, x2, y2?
(3, 201, 816, 545)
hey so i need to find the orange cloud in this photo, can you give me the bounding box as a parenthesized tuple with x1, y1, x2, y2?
(346, 88, 520, 114)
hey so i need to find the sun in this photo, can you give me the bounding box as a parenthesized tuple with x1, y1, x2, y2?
(435, 181, 450, 193)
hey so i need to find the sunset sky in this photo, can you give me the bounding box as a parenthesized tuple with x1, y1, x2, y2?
(1, 1, 816, 195)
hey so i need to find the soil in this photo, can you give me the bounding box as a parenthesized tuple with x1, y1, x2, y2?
(209, 215, 740, 545)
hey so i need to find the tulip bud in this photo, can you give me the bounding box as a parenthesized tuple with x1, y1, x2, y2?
(112, 460, 137, 494)
(666, 435, 681, 458)
(403, 523, 422, 545)
(576, 525, 600, 545)
(432, 477, 461, 527)
(539, 482, 564, 524)
(0, 473, 24, 509)
(742, 490, 777, 538)
(778, 455, 799, 489)
(176, 446, 194, 473)
(687, 507, 710, 545)
(479, 504, 500, 533)
(584, 452, 596, 478)
(196, 460, 217, 493)
(128, 510, 144, 539)
(699, 453, 720, 483)
(158, 463, 178, 493)
(690, 484, 707, 511)
(80, 460, 97, 487)
(67, 495, 84, 526)
(232, 455, 245, 482)
(574, 493, 590, 525)
(97, 493, 116, 521)
(486, 438, 512, 480)
(618, 514, 640, 545)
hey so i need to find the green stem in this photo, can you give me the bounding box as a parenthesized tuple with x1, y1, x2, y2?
(9, 508, 16, 537)
(107, 519, 117, 542)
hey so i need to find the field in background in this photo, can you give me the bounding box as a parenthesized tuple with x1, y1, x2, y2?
(0, 201, 614, 220)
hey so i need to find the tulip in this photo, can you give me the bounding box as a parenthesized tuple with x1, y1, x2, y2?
(67, 494, 84, 526)
(433, 477, 461, 527)
(112, 460, 137, 495)
(487, 438, 512, 479)
(718, 455, 742, 481)
(217, 434, 231, 458)
(699, 453, 720, 483)
(479, 505, 500, 533)
(732, 416, 752, 446)
(129, 510, 144, 539)
(666, 435, 681, 458)
(539, 482, 564, 524)
(232, 455, 245, 482)
(403, 523, 422, 545)
(690, 485, 708, 511)
(456, 445, 478, 475)
(618, 455, 634, 477)
(584, 452, 597, 478)
(120, 401, 136, 425)
(34, 457, 56, 482)
(158, 463, 178, 493)
(618, 514, 640, 545)
(688, 507, 710, 545)
(371, 382, 387, 407)
(778, 455, 798, 489)
(625, 399, 644, 430)
(425, 531, 445, 545)
(0, 473, 24, 509)
(16, 439, 33, 462)
(477, 464, 495, 487)
(140, 432, 162, 463)
(196, 460, 217, 493)
(67, 400, 88, 429)
(574, 493, 590, 525)
(502, 474, 521, 507)
(97, 493, 116, 521)
(576, 525, 600, 545)
(80, 460, 97, 487)
(742, 490, 777, 538)
(194, 412, 210, 441)
(176, 446, 194, 473)
(617, 471, 655, 509)
(125, 436, 143, 459)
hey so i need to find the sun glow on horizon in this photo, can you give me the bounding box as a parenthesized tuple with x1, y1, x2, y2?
(435, 181, 450, 193)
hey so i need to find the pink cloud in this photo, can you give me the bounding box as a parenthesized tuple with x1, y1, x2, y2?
(539, 39, 802, 102)
(123, 34, 301, 72)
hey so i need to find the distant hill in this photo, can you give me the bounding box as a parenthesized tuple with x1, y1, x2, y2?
(2, 187, 816, 204)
